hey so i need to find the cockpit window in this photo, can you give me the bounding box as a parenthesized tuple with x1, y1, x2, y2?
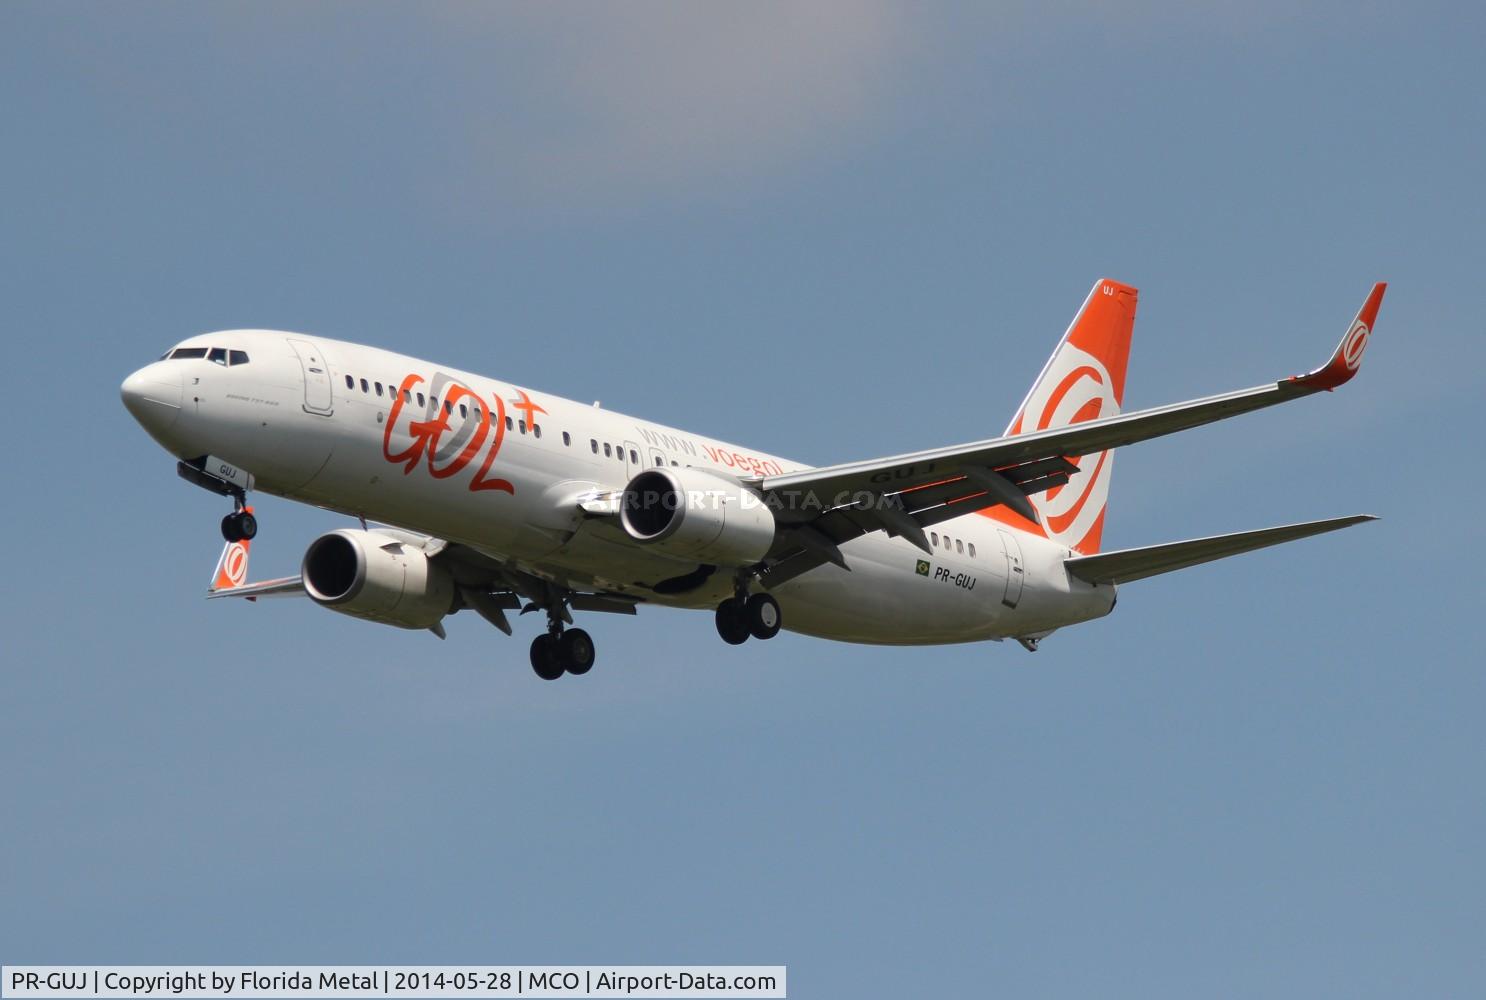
(169, 347, 209, 360)
(208, 348, 228, 365)
(229, 350, 249, 366)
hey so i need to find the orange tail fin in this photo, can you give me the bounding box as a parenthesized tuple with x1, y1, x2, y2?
(995, 279, 1138, 555)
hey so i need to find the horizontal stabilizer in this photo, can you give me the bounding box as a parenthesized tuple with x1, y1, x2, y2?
(1063, 514, 1377, 585)
(206, 576, 304, 599)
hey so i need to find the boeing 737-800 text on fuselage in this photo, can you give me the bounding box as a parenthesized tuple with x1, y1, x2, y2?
(121, 279, 1384, 679)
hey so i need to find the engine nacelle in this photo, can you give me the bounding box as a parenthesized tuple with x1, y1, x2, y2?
(301, 529, 455, 630)
(620, 467, 777, 566)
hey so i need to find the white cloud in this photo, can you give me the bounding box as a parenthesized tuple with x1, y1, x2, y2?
(426, 3, 913, 217)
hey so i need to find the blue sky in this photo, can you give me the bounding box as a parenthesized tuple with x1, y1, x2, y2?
(2, 3, 1482, 996)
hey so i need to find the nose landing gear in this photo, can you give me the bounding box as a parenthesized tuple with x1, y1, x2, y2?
(176, 458, 258, 543)
(220, 506, 257, 543)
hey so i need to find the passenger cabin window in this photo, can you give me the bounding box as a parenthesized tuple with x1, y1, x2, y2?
(505, 416, 514, 431)
(629, 449, 638, 463)
(956, 539, 964, 554)
(345, 375, 354, 389)
(603, 443, 612, 457)
(360, 378, 369, 393)
(930, 532, 939, 546)
(590, 439, 598, 454)
(518, 420, 526, 434)
(459, 404, 468, 419)
(968, 543, 977, 558)
(533, 424, 542, 439)
(417, 392, 426, 407)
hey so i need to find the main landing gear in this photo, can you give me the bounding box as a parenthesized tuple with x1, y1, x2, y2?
(715, 591, 782, 645)
(529, 619, 597, 681)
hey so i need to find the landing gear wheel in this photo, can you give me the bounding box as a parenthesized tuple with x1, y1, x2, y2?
(529, 634, 564, 681)
(744, 593, 782, 640)
(715, 599, 750, 645)
(220, 510, 257, 543)
(560, 628, 596, 675)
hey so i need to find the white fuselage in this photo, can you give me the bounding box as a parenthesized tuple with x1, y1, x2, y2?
(125, 330, 1116, 645)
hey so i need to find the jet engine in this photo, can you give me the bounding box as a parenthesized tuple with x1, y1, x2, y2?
(620, 467, 777, 566)
(301, 529, 455, 630)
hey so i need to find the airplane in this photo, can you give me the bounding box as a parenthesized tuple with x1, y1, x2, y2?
(121, 278, 1384, 680)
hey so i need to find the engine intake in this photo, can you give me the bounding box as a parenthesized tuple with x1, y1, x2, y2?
(302, 529, 455, 630)
(620, 467, 776, 566)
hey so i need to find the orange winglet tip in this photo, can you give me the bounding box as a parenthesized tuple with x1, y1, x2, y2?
(210, 510, 254, 592)
(1293, 282, 1386, 391)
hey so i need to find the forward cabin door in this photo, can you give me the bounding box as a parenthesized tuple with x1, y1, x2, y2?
(997, 529, 1025, 609)
(287, 338, 334, 416)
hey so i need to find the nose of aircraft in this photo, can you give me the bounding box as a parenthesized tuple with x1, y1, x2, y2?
(120, 361, 184, 434)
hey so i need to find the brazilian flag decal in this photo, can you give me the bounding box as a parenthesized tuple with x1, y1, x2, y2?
(915, 559, 931, 577)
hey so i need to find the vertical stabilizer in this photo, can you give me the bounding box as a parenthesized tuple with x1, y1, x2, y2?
(995, 279, 1138, 554)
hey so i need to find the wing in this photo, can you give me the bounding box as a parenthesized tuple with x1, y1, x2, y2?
(206, 576, 305, 599)
(755, 284, 1385, 585)
(205, 523, 641, 633)
(1063, 515, 1377, 584)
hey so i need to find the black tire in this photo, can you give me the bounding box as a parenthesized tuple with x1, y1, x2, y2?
(560, 628, 596, 675)
(745, 593, 782, 640)
(715, 599, 750, 645)
(529, 634, 564, 681)
(237, 511, 258, 540)
(220, 513, 242, 543)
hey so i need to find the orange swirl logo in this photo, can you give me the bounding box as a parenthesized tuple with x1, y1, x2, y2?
(222, 541, 248, 587)
(1019, 342, 1118, 551)
(1341, 320, 1370, 371)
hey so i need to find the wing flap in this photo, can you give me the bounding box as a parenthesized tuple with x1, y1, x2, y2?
(1063, 515, 1378, 585)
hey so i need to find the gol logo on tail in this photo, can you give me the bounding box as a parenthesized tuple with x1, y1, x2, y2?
(1014, 342, 1119, 553)
(216, 540, 249, 589)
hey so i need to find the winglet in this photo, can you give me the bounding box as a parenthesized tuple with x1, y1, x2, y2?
(1293, 282, 1386, 391)
(209, 508, 253, 592)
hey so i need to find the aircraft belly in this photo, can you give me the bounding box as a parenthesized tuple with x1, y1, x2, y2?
(771, 535, 1001, 645)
